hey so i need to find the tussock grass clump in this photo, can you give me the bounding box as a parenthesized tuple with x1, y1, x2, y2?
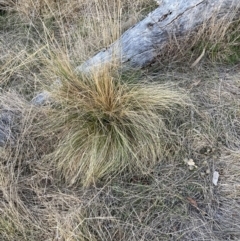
(44, 59, 189, 186)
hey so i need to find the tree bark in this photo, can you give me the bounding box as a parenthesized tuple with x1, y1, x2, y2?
(76, 0, 240, 73)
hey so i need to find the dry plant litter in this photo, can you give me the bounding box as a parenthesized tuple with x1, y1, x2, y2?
(0, 0, 240, 240)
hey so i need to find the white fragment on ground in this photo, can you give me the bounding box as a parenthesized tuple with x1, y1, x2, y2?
(154, 0, 162, 5)
(184, 158, 198, 170)
(212, 171, 220, 186)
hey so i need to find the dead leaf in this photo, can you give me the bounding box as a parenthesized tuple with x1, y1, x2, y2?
(187, 197, 198, 208)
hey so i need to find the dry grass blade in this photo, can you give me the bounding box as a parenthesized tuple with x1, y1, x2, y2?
(0, 0, 240, 240)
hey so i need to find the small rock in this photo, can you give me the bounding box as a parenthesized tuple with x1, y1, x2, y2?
(212, 171, 219, 186)
(200, 172, 205, 177)
(189, 165, 195, 171)
(31, 91, 50, 106)
(202, 160, 208, 165)
(31, 79, 61, 106)
(206, 169, 210, 174)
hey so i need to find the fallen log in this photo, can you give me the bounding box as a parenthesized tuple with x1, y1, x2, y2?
(76, 0, 240, 73)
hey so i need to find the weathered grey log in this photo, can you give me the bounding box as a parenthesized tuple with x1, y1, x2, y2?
(76, 0, 240, 73)
(33, 0, 239, 106)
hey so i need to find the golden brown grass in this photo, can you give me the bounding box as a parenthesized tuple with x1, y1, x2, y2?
(0, 0, 240, 240)
(41, 57, 189, 186)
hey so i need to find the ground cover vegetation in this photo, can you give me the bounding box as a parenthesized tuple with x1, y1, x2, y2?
(0, 0, 240, 240)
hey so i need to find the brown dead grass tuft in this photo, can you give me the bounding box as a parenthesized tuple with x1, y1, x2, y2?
(40, 56, 189, 187)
